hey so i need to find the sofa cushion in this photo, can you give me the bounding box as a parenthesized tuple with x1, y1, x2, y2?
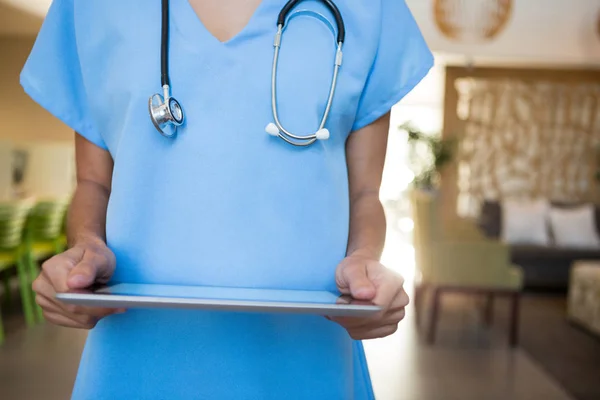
(552, 202, 600, 238)
(549, 205, 600, 249)
(501, 198, 550, 246)
(478, 200, 600, 241)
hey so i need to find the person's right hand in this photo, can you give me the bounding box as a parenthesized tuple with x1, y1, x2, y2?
(32, 237, 124, 329)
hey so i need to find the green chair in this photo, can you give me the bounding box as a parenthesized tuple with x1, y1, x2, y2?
(0, 199, 35, 344)
(410, 189, 523, 347)
(57, 206, 69, 250)
(23, 198, 70, 322)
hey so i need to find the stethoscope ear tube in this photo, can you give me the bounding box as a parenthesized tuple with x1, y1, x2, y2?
(267, 2, 345, 147)
(277, 0, 345, 43)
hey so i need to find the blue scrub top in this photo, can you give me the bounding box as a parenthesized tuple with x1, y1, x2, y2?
(21, 0, 433, 398)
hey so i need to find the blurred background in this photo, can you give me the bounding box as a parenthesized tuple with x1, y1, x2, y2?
(1, 0, 600, 399)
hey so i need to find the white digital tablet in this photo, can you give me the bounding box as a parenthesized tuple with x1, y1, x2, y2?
(56, 283, 382, 317)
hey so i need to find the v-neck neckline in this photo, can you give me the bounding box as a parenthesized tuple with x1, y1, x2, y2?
(177, 0, 269, 47)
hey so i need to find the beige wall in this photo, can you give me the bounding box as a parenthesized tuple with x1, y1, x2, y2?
(0, 140, 14, 199)
(0, 36, 73, 144)
(22, 142, 75, 198)
(0, 36, 75, 200)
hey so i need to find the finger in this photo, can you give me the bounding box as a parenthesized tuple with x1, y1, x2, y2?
(34, 278, 70, 314)
(370, 293, 408, 326)
(35, 293, 66, 314)
(328, 315, 372, 330)
(347, 324, 399, 341)
(42, 311, 98, 330)
(37, 292, 124, 319)
(380, 308, 406, 326)
(65, 304, 126, 318)
(32, 274, 58, 298)
(372, 276, 404, 308)
(35, 276, 124, 319)
(41, 260, 72, 294)
(41, 300, 103, 327)
(330, 307, 405, 330)
(328, 286, 408, 326)
(389, 289, 410, 313)
(41, 248, 85, 293)
(337, 263, 376, 300)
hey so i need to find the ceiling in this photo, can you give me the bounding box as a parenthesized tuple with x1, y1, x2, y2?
(3, 0, 600, 66)
(0, 0, 46, 36)
(1, 0, 48, 16)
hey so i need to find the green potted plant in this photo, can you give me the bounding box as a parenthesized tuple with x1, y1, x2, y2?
(401, 122, 455, 191)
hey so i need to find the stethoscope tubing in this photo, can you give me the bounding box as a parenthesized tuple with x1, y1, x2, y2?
(161, 0, 170, 88)
(270, 27, 343, 146)
(278, 0, 345, 43)
(150, 0, 345, 145)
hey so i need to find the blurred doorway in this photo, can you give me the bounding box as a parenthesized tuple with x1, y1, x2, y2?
(379, 63, 445, 286)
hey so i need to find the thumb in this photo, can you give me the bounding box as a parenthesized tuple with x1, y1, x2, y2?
(67, 251, 114, 289)
(338, 263, 377, 301)
(67, 259, 99, 289)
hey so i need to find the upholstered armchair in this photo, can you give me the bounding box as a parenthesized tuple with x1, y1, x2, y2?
(410, 189, 523, 346)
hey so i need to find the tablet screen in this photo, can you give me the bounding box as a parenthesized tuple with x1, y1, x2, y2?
(58, 283, 380, 317)
(97, 283, 345, 305)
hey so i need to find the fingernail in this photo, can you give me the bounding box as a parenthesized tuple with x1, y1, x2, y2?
(354, 288, 375, 299)
(69, 275, 88, 287)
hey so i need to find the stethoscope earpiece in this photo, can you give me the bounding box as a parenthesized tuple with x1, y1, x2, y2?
(265, 123, 330, 143)
(315, 129, 330, 140)
(265, 123, 280, 137)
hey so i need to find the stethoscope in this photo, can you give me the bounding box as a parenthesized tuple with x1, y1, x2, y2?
(149, 0, 345, 146)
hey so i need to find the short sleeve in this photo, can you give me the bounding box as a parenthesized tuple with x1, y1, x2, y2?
(20, 0, 107, 150)
(352, 0, 434, 132)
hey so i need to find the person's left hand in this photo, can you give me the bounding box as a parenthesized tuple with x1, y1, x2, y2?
(328, 253, 409, 340)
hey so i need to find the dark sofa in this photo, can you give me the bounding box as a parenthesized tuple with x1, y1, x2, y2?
(477, 200, 600, 289)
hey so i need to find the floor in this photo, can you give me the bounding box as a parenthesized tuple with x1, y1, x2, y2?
(493, 293, 600, 400)
(0, 289, 574, 400)
(0, 318, 86, 400)
(364, 292, 574, 400)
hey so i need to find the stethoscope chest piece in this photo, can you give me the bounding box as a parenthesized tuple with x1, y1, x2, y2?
(149, 85, 184, 138)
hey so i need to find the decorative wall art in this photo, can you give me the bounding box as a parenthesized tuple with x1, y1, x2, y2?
(433, 0, 513, 43)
